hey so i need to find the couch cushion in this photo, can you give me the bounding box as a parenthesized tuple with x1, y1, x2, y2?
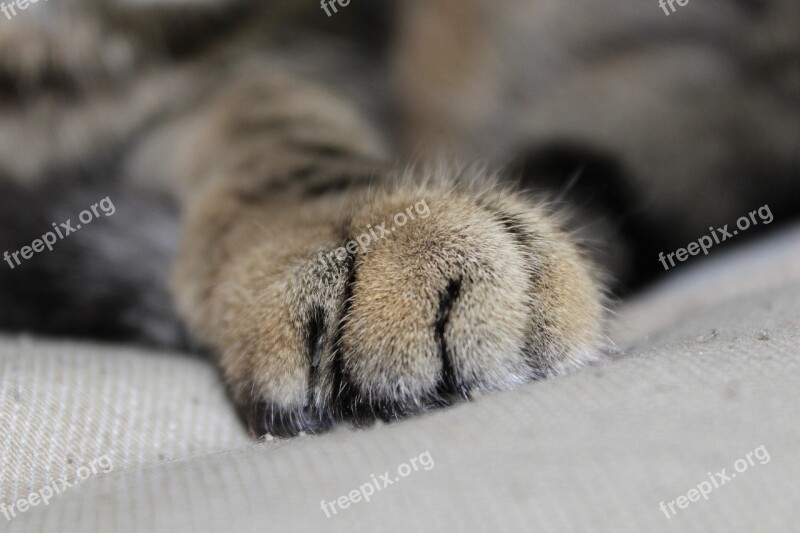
(0, 340, 250, 509)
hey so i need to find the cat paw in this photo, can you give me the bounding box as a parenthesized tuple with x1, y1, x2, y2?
(188, 182, 605, 437)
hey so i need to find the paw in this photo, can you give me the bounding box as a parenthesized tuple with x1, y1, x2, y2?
(198, 184, 604, 437)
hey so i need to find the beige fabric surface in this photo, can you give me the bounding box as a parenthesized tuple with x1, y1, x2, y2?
(2, 224, 800, 532)
(0, 341, 251, 508)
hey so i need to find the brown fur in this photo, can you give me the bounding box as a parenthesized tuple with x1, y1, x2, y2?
(1, 0, 797, 436)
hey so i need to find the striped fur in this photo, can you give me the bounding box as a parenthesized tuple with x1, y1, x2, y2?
(0, 0, 798, 436)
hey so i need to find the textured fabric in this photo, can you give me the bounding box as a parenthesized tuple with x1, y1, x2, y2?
(0, 341, 250, 508)
(2, 224, 800, 532)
